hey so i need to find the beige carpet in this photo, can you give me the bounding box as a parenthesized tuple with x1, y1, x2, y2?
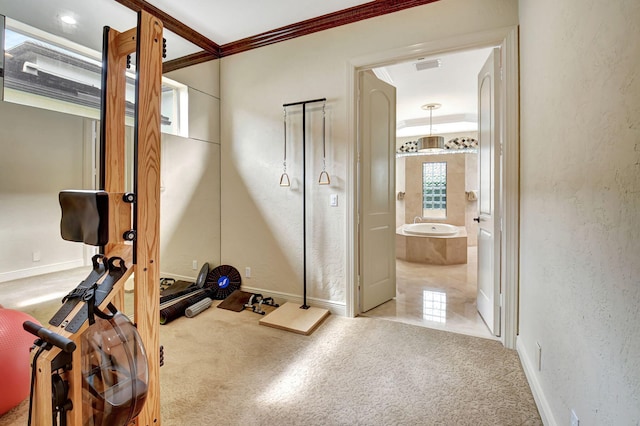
(1, 300, 541, 426)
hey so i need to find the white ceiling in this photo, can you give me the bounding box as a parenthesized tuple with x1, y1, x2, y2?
(0, 0, 491, 135)
(145, 0, 373, 45)
(377, 47, 494, 137)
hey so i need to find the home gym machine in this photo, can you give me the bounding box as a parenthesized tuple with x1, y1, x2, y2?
(25, 10, 164, 425)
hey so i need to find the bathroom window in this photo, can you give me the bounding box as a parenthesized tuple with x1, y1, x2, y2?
(422, 162, 447, 219)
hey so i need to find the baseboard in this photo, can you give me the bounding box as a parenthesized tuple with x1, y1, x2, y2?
(0, 259, 85, 283)
(159, 272, 197, 282)
(240, 285, 346, 316)
(516, 336, 558, 426)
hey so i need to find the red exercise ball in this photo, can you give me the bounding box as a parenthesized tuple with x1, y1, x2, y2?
(0, 308, 39, 416)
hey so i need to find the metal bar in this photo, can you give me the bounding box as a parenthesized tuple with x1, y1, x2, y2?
(99, 26, 110, 192)
(302, 103, 307, 309)
(98, 26, 110, 256)
(282, 97, 325, 309)
(282, 97, 326, 108)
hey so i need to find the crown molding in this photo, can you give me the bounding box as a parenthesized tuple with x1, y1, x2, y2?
(221, 0, 440, 57)
(162, 51, 218, 74)
(115, 0, 441, 71)
(113, 0, 221, 56)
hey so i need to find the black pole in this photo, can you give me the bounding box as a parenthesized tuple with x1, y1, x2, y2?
(282, 97, 326, 310)
(132, 11, 142, 265)
(98, 26, 110, 257)
(302, 103, 307, 309)
(99, 27, 110, 192)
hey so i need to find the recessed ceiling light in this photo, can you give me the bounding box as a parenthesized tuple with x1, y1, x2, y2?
(60, 15, 77, 25)
(415, 59, 441, 71)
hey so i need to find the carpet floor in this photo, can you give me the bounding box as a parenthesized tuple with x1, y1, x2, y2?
(1, 300, 541, 425)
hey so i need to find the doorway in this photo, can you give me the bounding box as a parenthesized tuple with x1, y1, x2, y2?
(348, 27, 520, 348)
(366, 47, 494, 339)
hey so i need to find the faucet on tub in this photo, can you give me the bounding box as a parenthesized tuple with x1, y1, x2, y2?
(413, 216, 423, 224)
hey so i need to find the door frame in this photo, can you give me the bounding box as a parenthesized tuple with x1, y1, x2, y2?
(346, 26, 519, 349)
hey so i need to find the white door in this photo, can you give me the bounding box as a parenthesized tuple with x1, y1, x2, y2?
(359, 71, 397, 312)
(476, 48, 501, 336)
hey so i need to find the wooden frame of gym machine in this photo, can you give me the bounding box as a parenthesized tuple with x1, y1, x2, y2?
(26, 11, 164, 425)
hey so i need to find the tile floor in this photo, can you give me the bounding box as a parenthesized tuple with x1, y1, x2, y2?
(363, 247, 496, 340)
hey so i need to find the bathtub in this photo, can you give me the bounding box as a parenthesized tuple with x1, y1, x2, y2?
(396, 223, 467, 265)
(401, 222, 460, 236)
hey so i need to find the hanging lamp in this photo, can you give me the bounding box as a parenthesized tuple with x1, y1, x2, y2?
(417, 103, 444, 151)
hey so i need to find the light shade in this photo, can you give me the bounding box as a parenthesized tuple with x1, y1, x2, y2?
(418, 135, 444, 151)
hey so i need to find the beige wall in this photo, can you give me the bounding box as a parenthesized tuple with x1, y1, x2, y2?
(518, 0, 640, 424)
(158, 133, 221, 280)
(0, 101, 86, 281)
(161, 60, 221, 280)
(220, 0, 518, 310)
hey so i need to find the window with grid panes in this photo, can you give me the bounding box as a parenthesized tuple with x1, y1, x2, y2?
(422, 162, 447, 218)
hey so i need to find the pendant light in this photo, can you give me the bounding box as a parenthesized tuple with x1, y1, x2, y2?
(418, 103, 444, 151)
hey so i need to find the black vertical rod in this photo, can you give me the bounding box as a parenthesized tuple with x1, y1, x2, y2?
(132, 11, 142, 265)
(99, 26, 110, 191)
(98, 26, 110, 256)
(282, 97, 326, 310)
(302, 103, 308, 309)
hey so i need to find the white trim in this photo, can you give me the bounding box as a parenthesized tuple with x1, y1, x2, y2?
(500, 28, 520, 349)
(345, 60, 358, 318)
(242, 285, 347, 316)
(517, 337, 558, 426)
(349, 26, 517, 69)
(347, 26, 520, 349)
(158, 272, 199, 282)
(0, 259, 85, 283)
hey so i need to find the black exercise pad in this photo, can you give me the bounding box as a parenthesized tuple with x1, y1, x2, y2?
(160, 280, 197, 302)
(160, 290, 213, 325)
(59, 190, 109, 246)
(217, 290, 254, 312)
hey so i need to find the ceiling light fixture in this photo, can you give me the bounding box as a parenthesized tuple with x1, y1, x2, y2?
(417, 103, 444, 151)
(60, 15, 77, 25)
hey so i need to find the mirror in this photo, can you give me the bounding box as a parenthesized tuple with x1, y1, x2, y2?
(0, 3, 221, 324)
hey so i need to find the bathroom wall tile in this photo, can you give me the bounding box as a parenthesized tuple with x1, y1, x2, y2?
(396, 234, 407, 259)
(399, 153, 473, 229)
(446, 237, 469, 264)
(398, 233, 468, 265)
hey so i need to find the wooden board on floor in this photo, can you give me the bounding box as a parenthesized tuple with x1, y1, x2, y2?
(259, 302, 329, 335)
